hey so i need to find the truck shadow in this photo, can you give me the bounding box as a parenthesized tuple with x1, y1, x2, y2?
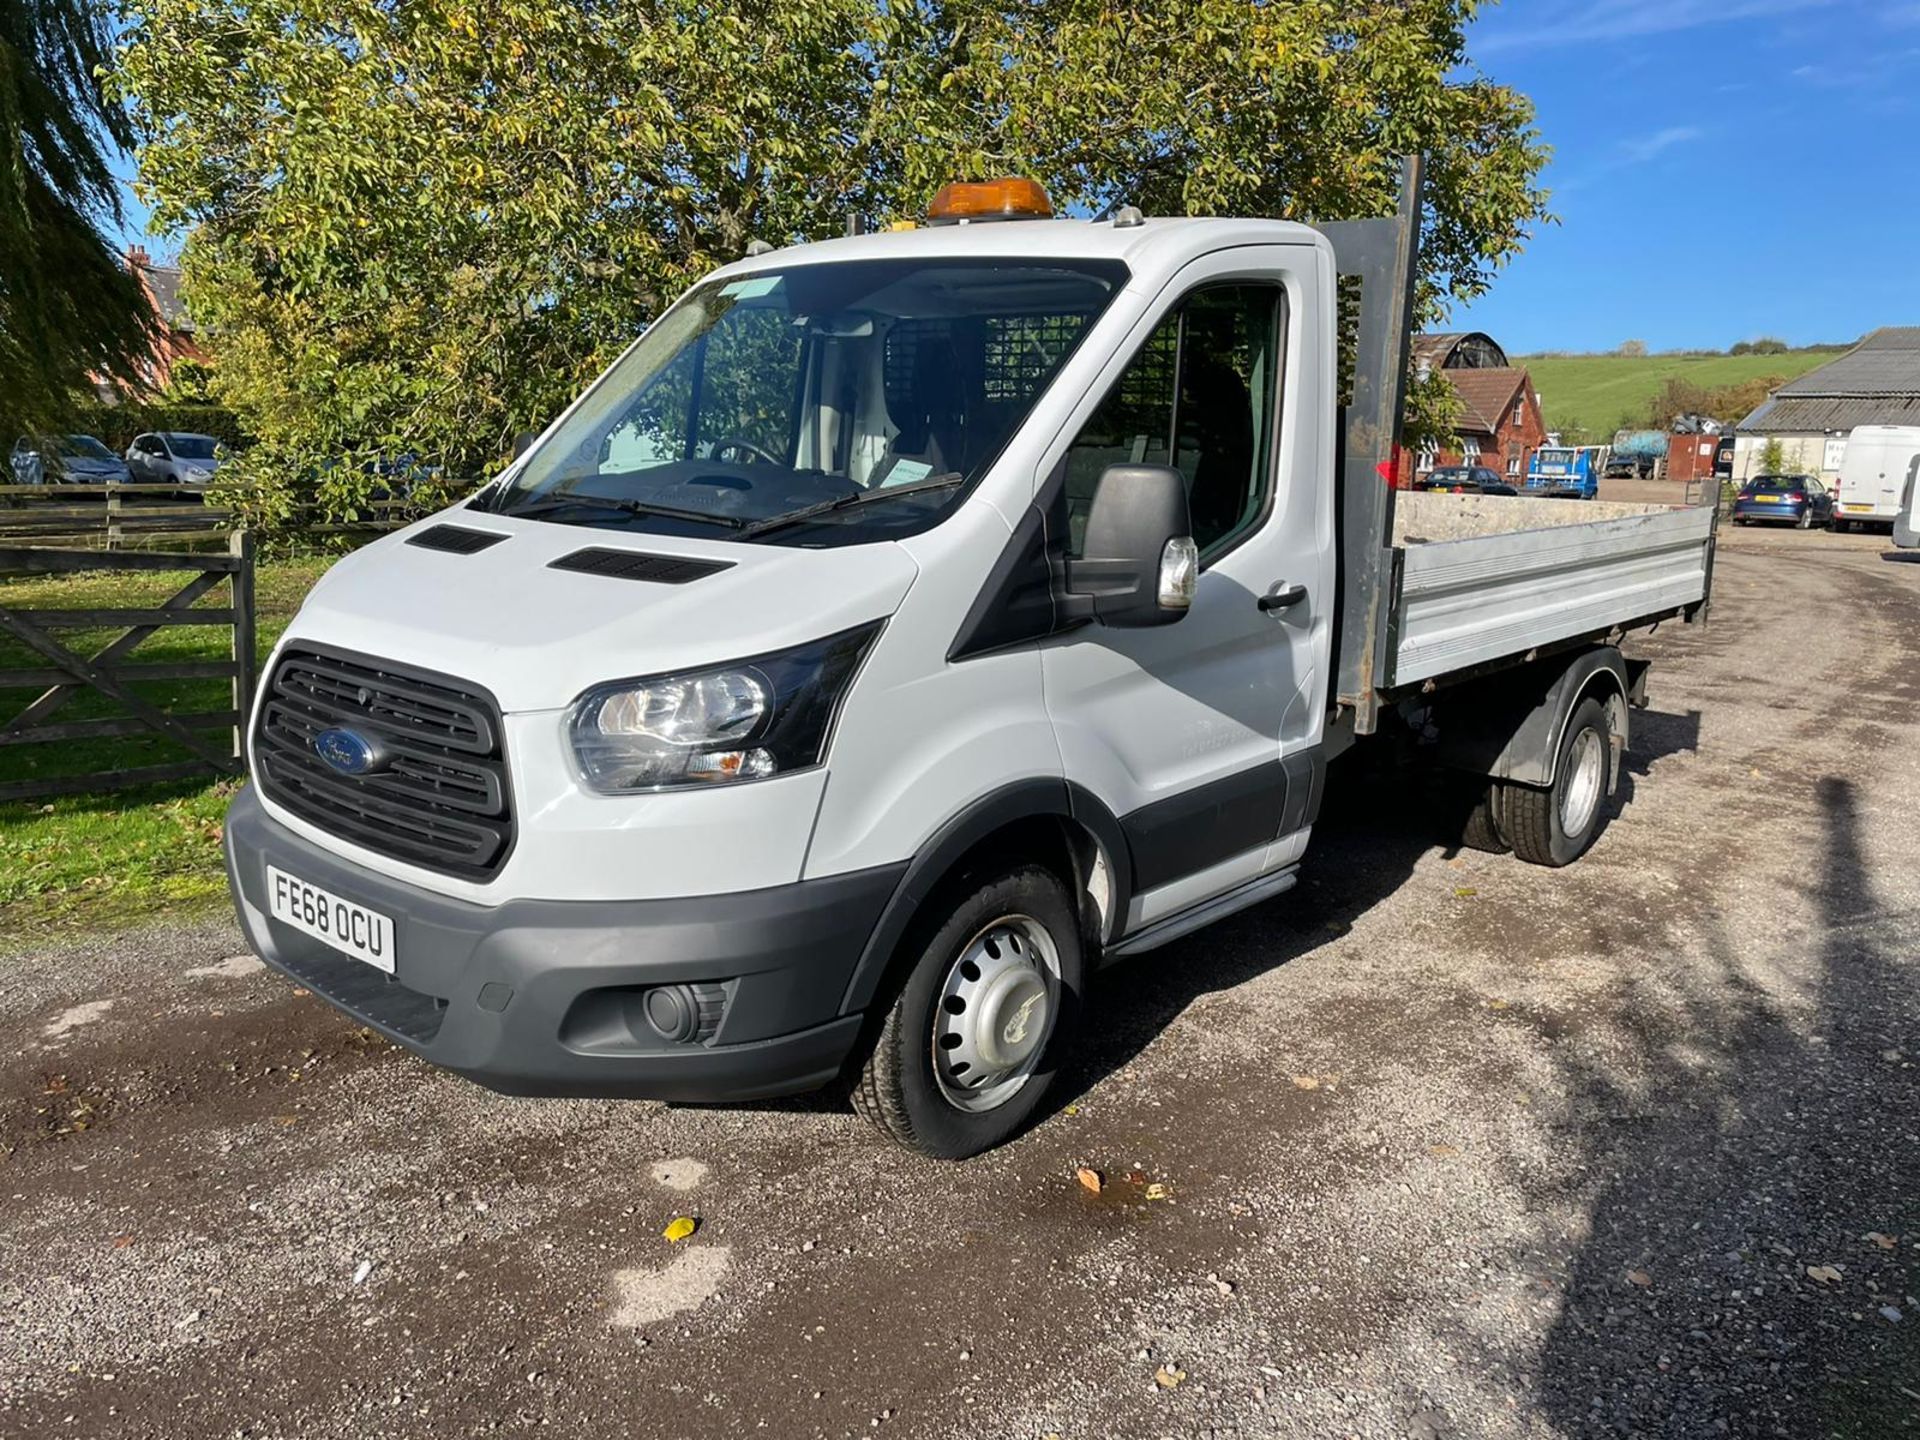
(1522, 776, 1919, 1435)
(1051, 705, 1706, 1114)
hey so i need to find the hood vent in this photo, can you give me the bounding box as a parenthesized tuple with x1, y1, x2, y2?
(548, 547, 734, 584)
(407, 524, 510, 555)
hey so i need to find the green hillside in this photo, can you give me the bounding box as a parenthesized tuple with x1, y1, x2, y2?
(1515, 350, 1844, 438)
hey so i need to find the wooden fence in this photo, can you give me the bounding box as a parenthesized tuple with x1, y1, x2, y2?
(0, 483, 440, 549)
(0, 534, 256, 803)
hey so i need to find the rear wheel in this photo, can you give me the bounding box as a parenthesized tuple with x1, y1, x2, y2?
(1797, 506, 1813, 530)
(1458, 783, 1510, 854)
(852, 864, 1083, 1159)
(1503, 697, 1614, 868)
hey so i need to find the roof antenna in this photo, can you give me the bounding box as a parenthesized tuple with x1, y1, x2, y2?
(845, 214, 868, 237)
(744, 239, 774, 257)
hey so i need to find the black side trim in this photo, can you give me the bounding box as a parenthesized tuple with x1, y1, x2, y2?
(948, 501, 1063, 660)
(1123, 760, 1288, 893)
(948, 464, 1084, 661)
(406, 524, 509, 555)
(838, 779, 1132, 1014)
(549, 547, 735, 584)
(1279, 745, 1328, 835)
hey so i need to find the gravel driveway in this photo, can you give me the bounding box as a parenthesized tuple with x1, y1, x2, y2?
(3, 526, 1916, 1440)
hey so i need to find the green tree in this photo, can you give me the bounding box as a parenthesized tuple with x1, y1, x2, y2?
(115, 0, 1548, 514)
(1, 0, 157, 433)
(1759, 437, 1788, 475)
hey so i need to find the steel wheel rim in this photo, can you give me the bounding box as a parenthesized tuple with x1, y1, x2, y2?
(1561, 726, 1605, 836)
(930, 914, 1061, 1113)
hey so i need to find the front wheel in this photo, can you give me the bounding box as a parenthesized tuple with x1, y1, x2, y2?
(853, 864, 1084, 1159)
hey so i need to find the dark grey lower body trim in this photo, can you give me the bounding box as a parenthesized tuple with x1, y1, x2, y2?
(1121, 744, 1326, 892)
(1109, 866, 1299, 958)
(224, 787, 901, 1102)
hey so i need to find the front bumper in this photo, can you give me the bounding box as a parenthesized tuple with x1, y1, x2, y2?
(224, 787, 905, 1101)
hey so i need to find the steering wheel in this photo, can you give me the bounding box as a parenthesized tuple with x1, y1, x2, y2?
(708, 436, 781, 467)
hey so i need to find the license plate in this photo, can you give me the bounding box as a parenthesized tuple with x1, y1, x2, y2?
(267, 865, 396, 973)
(1843, 503, 1874, 513)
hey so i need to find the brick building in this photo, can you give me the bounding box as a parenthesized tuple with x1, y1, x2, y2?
(122, 244, 207, 393)
(1396, 331, 1548, 487)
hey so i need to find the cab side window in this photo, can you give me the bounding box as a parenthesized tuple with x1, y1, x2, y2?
(1061, 284, 1282, 558)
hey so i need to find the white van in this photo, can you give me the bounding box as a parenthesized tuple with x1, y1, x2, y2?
(224, 167, 1716, 1157)
(1833, 424, 1920, 532)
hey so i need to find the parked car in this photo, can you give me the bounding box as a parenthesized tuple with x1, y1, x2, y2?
(1416, 464, 1516, 495)
(8, 434, 132, 486)
(220, 170, 1718, 1159)
(126, 431, 223, 486)
(1603, 453, 1656, 480)
(1731, 474, 1833, 529)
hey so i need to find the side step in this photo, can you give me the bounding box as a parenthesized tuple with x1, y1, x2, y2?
(1105, 866, 1299, 960)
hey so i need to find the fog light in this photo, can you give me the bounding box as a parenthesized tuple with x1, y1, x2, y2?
(640, 982, 728, 1045)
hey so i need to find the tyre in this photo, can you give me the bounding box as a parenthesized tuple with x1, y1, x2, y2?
(853, 863, 1084, 1159)
(1796, 507, 1813, 530)
(1458, 783, 1510, 854)
(1502, 696, 1614, 868)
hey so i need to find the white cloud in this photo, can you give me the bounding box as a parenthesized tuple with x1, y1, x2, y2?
(1476, 0, 1837, 53)
(1618, 126, 1705, 163)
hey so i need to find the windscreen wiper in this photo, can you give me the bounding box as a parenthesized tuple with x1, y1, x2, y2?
(741, 473, 966, 539)
(507, 491, 745, 530)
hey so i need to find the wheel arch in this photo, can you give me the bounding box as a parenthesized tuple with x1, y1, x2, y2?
(836, 780, 1130, 1019)
(1425, 644, 1631, 790)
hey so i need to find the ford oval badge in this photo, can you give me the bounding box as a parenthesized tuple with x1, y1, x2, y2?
(313, 727, 379, 776)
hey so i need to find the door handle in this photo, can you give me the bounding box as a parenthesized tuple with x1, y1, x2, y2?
(1259, 582, 1308, 612)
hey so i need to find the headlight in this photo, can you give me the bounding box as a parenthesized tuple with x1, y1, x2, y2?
(183, 466, 212, 482)
(567, 622, 882, 792)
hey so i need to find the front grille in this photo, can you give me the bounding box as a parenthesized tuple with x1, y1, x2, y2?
(255, 648, 514, 879)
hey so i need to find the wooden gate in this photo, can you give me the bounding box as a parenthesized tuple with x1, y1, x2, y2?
(0, 533, 256, 802)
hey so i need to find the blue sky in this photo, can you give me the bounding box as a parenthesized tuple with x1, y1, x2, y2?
(113, 1, 1917, 356)
(1458, 0, 1920, 353)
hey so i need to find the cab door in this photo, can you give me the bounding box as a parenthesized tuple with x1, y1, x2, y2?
(1038, 247, 1332, 932)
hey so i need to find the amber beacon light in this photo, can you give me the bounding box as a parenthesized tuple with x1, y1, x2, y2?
(925, 177, 1055, 223)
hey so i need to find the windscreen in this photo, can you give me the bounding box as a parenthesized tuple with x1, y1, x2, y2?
(60, 435, 116, 459)
(487, 257, 1129, 545)
(166, 434, 219, 459)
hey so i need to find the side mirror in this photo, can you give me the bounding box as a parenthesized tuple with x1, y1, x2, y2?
(511, 431, 538, 460)
(1064, 463, 1197, 628)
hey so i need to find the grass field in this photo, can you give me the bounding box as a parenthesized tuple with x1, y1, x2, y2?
(1518, 350, 1844, 438)
(0, 555, 334, 941)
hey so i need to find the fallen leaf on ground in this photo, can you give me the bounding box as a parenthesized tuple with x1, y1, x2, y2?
(1864, 1232, 1897, 1250)
(1144, 1183, 1171, 1201)
(1075, 1167, 1103, 1195)
(1626, 1269, 1652, 1288)
(662, 1216, 698, 1243)
(1486, 998, 1511, 1010)
(1806, 1264, 1843, 1284)
(1453, 887, 1478, 898)
(1153, 1364, 1187, 1389)
(1427, 1143, 1461, 1158)
(1291, 1075, 1320, 1090)
(110, 1235, 132, 1249)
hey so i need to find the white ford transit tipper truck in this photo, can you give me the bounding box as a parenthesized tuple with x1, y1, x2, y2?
(225, 163, 1718, 1157)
